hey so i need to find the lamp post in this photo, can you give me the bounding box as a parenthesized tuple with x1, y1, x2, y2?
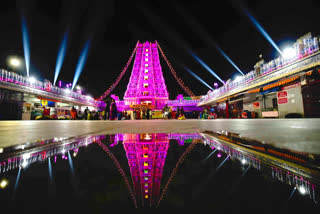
(214, 82, 218, 89)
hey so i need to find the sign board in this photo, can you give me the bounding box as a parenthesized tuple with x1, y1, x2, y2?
(151, 110, 162, 119)
(278, 97, 288, 104)
(277, 91, 288, 98)
(253, 101, 260, 109)
(262, 111, 279, 117)
(282, 82, 300, 90)
(241, 112, 247, 118)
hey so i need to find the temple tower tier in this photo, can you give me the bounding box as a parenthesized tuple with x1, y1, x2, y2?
(124, 41, 169, 110)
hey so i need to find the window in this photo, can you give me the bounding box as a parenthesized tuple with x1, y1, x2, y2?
(144, 76, 148, 80)
(145, 58, 148, 62)
(144, 83, 148, 88)
(146, 53, 148, 56)
(146, 49, 148, 52)
(145, 69, 148, 73)
(143, 91, 149, 96)
(145, 64, 148, 67)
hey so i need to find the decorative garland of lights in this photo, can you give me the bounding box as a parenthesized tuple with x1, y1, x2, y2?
(96, 41, 140, 101)
(156, 140, 198, 208)
(156, 41, 195, 97)
(95, 140, 138, 208)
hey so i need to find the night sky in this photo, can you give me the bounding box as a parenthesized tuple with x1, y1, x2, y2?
(0, 0, 320, 99)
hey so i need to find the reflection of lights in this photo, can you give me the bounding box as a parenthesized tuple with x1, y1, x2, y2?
(144, 134, 151, 140)
(217, 153, 222, 158)
(145, 195, 148, 199)
(62, 149, 65, 154)
(0, 179, 9, 189)
(298, 186, 306, 195)
(73, 152, 77, 157)
(241, 159, 247, 165)
(23, 153, 31, 160)
(65, 89, 70, 94)
(22, 160, 28, 168)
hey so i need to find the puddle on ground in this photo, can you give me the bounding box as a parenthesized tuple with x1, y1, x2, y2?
(0, 132, 319, 210)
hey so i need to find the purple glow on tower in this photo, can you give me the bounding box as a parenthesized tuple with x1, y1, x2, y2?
(124, 41, 169, 110)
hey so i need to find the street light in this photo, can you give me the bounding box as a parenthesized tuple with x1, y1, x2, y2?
(282, 47, 296, 59)
(9, 57, 21, 67)
(7, 56, 23, 73)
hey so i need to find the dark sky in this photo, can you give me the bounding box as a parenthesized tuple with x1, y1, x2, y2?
(0, 0, 320, 99)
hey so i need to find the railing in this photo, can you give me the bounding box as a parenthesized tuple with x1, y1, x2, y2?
(0, 69, 98, 107)
(199, 51, 320, 105)
(167, 99, 200, 106)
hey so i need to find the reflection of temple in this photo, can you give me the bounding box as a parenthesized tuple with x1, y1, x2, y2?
(122, 133, 169, 207)
(1, 132, 319, 206)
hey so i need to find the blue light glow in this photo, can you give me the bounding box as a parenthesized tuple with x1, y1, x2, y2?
(188, 51, 224, 84)
(12, 167, 22, 200)
(67, 151, 75, 176)
(72, 40, 90, 90)
(216, 154, 230, 171)
(54, 31, 68, 85)
(244, 9, 283, 56)
(184, 67, 214, 90)
(216, 46, 244, 76)
(48, 157, 53, 182)
(22, 17, 30, 77)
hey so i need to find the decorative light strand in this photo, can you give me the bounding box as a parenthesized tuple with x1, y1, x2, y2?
(156, 140, 198, 207)
(95, 140, 138, 208)
(96, 41, 140, 101)
(156, 41, 195, 97)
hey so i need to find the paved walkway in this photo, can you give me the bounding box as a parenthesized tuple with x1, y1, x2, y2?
(0, 119, 320, 154)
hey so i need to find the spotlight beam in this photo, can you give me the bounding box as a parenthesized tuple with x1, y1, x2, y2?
(21, 17, 30, 77)
(188, 51, 224, 84)
(174, 2, 244, 76)
(184, 67, 214, 90)
(72, 40, 90, 91)
(238, 4, 283, 56)
(54, 31, 68, 85)
(215, 46, 244, 75)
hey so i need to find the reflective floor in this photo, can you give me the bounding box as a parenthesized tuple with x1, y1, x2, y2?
(0, 132, 319, 211)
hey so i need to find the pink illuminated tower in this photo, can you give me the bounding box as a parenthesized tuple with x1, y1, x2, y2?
(122, 133, 169, 207)
(124, 41, 169, 110)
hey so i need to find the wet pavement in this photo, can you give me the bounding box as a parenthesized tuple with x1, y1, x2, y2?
(0, 119, 320, 154)
(0, 132, 319, 210)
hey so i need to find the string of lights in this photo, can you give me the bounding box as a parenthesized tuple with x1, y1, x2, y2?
(156, 140, 198, 207)
(96, 41, 140, 101)
(95, 140, 138, 208)
(156, 41, 195, 97)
